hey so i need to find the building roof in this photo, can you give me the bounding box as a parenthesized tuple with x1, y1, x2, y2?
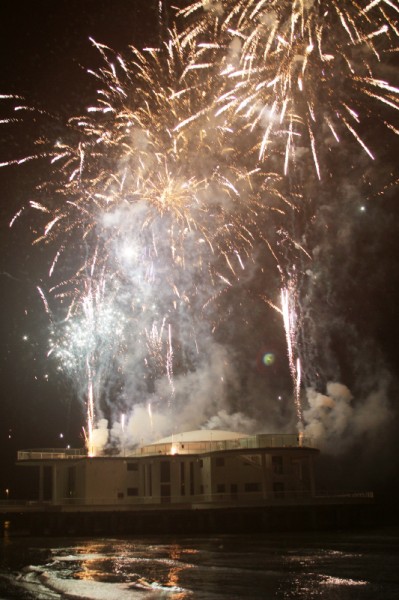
(153, 429, 248, 445)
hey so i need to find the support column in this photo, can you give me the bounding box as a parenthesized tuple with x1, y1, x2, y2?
(52, 465, 58, 504)
(38, 466, 44, 502)
(261, 453, 268, 500)
(309, 455, 316, 497)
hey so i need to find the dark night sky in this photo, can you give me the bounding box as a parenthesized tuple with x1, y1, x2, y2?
(0, 1, 399, 504)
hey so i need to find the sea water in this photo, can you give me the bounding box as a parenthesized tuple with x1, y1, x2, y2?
(0, 528, 398, 599)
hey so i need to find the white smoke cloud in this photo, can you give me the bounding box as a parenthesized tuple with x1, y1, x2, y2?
(259, 11, 278, 28)
(225, 37, 242, 71)
(90, 418, 109, 455)
(202, 409, 258, 433)
(202, 0, 224, 16)
(107, 340, 242, 451)
(110, 403, 171, 449)
(303, 379, 391, 454)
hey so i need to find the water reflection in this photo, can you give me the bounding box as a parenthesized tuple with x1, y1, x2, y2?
(0, 531, 398, 600)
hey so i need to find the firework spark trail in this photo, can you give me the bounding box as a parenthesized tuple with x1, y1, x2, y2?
(47, 277, 127, 453)
(84, 363, 95, 457)
(281, 284, 302, 423)
(167, 323, 175, 407)
(144, 318, 175, 406)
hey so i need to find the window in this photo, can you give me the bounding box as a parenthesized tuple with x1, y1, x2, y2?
(273, 482, 285, 498)
(215, 457, 225, 467)
(243, 455, 260, 467)
(199, 459, 203, 468)
(117, 492, 124, 499)
(147, 464, 153, 497)
(244, 482, 261, 493)
(216, 484, 226, 493)
(230, 484, 238, 495)
(127, 487, 139, 497)
(127, 462, 138, 471)
(180, 462, 185, 496)
(67, 467, 76, 496)
(160, 461, 171, 483)
(161, 484, 171, 503)
(189, 461, 195, 495)
(291, 459, 302, 480)
(272, 456, 283, 475)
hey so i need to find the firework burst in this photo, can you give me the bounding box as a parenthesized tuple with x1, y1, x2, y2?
(7, 25, 294, 453)
(179, 0, 399, 177)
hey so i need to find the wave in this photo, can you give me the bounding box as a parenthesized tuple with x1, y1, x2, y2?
(2, 563, 190, 600)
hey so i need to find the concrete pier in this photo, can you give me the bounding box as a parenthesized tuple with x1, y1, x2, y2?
(0, 498, 376, 537)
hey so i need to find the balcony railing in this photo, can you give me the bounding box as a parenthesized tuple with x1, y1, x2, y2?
(17, 434, 317, 462)
(0, 489, 374, 514)
(138, 434, 317, 456)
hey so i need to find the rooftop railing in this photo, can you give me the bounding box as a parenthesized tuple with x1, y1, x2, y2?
(18, 448, 87, 461)
(17, 434, 317, 461)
